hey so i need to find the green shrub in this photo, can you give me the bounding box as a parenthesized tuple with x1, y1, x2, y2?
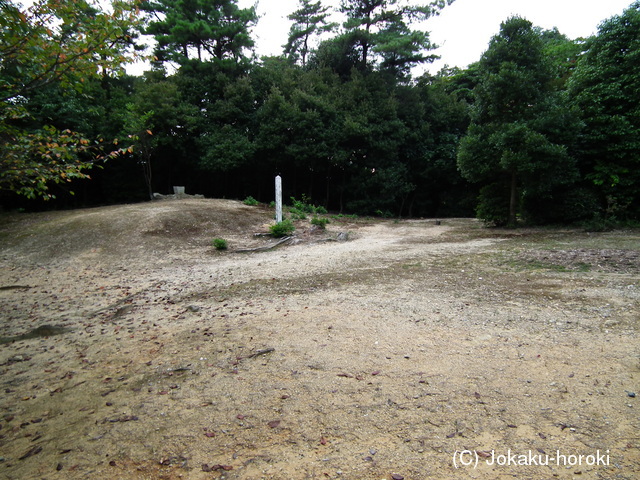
(375, 209, 393, 218)
(580, 214, 617, 232)
(269, 219, 296, 237)
(523, 187, 602, 225)
(311, 217, 329, 229)
(289, 209, 307, 220)
(476, 182, 511, 227)
(243, 196, 259, 206)
(290, 195, 312, 213)
(289, 195, 327, 217)
(212, 238, 228, 250)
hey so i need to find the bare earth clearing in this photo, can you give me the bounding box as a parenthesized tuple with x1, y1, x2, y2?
(0, 198, 638, 480)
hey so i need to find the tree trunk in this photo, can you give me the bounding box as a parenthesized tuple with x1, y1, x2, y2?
(398, 194, 407, 219)
(142, 156, 153, 200)
(302, 30, 309, 67)
(407, 194, 415, 218)
(509, 170, 518, 226)
(360, 17, 372, 69)
(325, 164, 331, 209)
(339, 169, 346, 214)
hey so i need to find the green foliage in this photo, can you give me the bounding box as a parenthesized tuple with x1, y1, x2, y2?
(284, 0, 337, 66)
(476, 182, 511, 227)
(212, 238, 228, 250)
(375, 209, 394, 218)
(308, 34, 362, 78)
(540, 28, 584, 88)
(310, 217, 329, 229)
(289, 195, 327, 217)
(289, 210, 307, 220)
(120, 105, 155, 199)
(141, 0, 257, 64)
(198, 74, 256, 173)
(0, 0, 141, 103)
(121, 73, 201, 200)
(243, 196, 259, 206)
(458, 16, 581, 226)
(339, 0, 452, 77)
(580, 215, 618, 233)
(3, 0, 635, 229)
(0, 0, 142, 199)
(568, 2, 640, 220)
(522, 187, 602, 225)
(269, 219, 296, 237)
(0, 124, 99, 200)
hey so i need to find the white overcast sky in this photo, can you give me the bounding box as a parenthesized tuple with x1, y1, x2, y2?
(239, 0, 635, 74)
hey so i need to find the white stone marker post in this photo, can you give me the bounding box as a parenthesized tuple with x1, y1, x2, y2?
(275, 175, 283, 223)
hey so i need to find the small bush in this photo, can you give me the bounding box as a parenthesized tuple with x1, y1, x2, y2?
(375, 209, 393, 218)
(212, 238, 228, 250)
(289, 209, 307, 220)
(269, 219, 295, 237)
(311, 217, 329, 229)
(580, 214, 617, 232)
(476, 182, 511, 227)
(289, 195, 327, 216)
(243, 196, 259, 206)
(290, 195, 313, 213)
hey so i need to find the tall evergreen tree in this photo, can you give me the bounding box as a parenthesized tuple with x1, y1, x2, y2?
(284, 0, 337, 67)
(339, 0, 451, 77)
(457, 17, 580, 226)
(142, 0, 257, 65)
(568, 1, 640, 221)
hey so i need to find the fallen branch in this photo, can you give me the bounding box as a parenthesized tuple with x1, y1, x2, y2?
(236, 237, 293, 253)
(245, 348, 275, 359)
(88, 294, 137, 317)
(19, 445, 43, 460)
(0, 285, 32, 290)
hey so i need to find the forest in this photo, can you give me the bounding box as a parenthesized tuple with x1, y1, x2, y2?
(1, 0, 639, 227)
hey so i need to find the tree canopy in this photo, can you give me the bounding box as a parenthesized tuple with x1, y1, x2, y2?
(0, 0, 142, 199)
(567, 1, 640, 221)
(338, 0, 451, 77)
(457, 16, 580, 226)
(1, 0, 638, 228)
(141, 0, 257, 65)
(284, 0, 337, 67)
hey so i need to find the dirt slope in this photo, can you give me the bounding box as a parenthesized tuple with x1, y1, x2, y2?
(0, 198, 638, 480)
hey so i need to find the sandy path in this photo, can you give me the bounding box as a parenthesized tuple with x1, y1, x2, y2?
(0, 200, 638, 479)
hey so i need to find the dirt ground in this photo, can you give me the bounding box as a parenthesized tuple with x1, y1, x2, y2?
(0, 197, 638, 480)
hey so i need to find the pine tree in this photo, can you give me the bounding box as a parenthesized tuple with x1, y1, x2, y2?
(339, 0, 450, 77)
(142, 0, 257, 64)
(284, 0, 337, 67)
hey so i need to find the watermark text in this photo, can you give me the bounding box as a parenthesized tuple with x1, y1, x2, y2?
(453, 449, 610, 469)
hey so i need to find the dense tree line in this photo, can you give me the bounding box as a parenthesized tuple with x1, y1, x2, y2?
(1, 0, 638, 226)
